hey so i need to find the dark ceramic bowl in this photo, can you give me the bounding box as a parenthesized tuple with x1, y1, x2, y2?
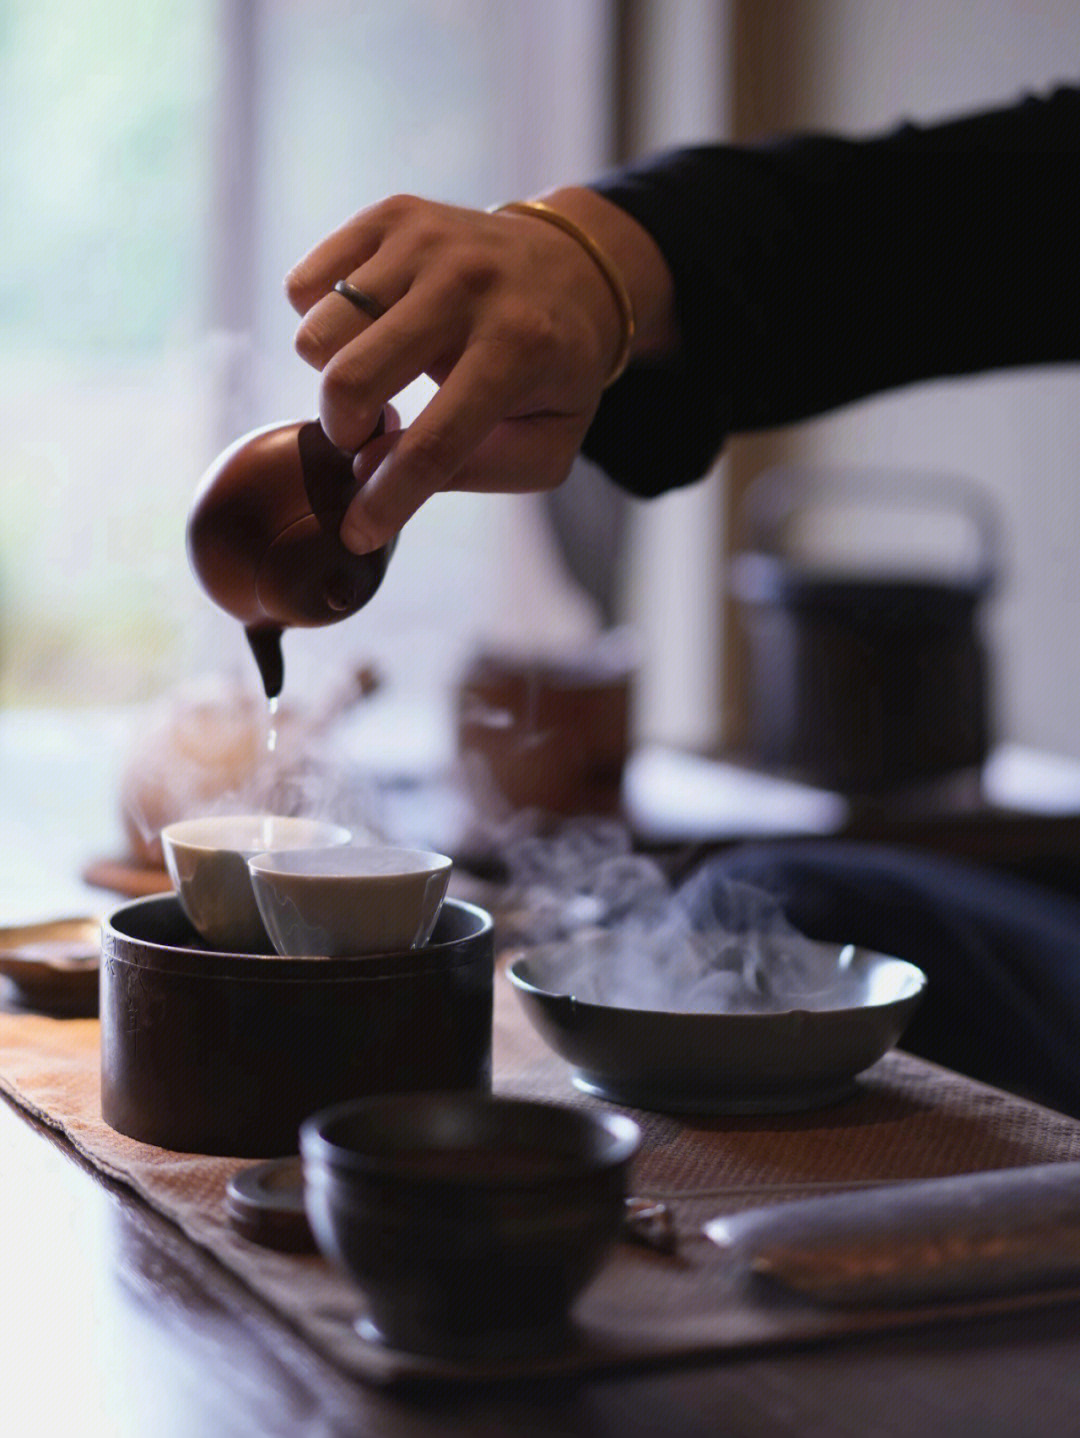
(300, 1092, 640, 1356)
(100, 895, 493, 1156)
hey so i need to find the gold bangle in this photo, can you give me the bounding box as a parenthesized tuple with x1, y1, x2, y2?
(487, 199, 636, 387)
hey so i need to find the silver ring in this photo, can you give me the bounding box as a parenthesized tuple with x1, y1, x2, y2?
(333, 280, 387, 321)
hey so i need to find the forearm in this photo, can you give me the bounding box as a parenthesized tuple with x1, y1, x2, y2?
(582, 84, 1080, 498)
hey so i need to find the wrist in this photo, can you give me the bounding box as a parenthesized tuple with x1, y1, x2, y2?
(536, 185, 679, 361)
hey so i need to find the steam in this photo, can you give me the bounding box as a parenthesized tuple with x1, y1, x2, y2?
(503, 819, 858, 1014)
(119, 674, 388, 863)
(123, 673, 853, 1016)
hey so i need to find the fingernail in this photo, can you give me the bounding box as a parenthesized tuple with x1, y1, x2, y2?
(340, 504, 379, 554)
(342, 453, 393, 552)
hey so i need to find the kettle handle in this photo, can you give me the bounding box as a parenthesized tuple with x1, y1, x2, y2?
(738, 465, 1002, 596)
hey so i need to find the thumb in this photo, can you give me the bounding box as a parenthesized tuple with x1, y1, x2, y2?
(340, 430, 433, 553)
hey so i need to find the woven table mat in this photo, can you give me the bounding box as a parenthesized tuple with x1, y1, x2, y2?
(4, 970, 1080, 1387)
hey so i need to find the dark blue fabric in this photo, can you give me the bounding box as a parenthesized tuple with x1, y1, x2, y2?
(691, 842, 1080, 1117)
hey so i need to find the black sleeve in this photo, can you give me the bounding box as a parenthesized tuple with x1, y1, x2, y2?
(581, 84, 1080, 499)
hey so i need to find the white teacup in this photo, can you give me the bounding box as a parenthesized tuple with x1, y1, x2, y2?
(161, 815, 352, 953)
(247, 846, 453, 958)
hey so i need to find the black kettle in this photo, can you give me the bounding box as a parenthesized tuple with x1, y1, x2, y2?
(731, 466, 1002, 795)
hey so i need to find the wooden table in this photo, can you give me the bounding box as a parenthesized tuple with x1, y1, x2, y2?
(4, 712, 1080, 1435)
(624, 743, 1080, 890)
(5, 1002, 1080, 1438)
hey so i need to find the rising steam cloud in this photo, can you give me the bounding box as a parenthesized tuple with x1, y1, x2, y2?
(502, 818, 857, 1014)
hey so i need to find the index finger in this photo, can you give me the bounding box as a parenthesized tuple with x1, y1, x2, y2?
(285, 213, 383, 317)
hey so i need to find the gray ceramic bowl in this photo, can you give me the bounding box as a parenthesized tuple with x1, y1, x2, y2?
(300, 1092, 640, 1356)
(507, 941, 926, 1114)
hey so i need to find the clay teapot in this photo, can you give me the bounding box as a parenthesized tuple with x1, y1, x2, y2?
(187, 417, 393, 696)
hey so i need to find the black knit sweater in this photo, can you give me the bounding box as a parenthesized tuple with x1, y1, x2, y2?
(582, 85, 1080, 497)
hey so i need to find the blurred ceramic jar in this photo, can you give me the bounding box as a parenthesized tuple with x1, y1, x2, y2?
(456, 633, 635, 818)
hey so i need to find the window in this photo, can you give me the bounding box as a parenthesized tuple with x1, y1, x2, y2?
(1, 0, 614, 742)
(1, 0, 219, 705)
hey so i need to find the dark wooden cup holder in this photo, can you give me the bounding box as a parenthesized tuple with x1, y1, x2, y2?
(100, 895, 493, 1157)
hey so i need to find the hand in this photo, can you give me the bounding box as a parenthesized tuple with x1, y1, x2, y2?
(285, 187, 675, 552)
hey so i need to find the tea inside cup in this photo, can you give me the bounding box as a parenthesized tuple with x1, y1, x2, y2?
(247, 845, 452, 957)
(161, 815, 351, 953)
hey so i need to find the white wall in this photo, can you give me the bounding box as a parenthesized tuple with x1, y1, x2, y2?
(730, 0, 1080, 757)
(622, 0, 731, 752)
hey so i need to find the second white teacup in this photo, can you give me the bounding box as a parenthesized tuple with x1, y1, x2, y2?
(247, 845, 453, 958)
(161, 815, 352, 953)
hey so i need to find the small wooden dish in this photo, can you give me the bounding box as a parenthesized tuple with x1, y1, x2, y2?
(0, 918, 101, 1015)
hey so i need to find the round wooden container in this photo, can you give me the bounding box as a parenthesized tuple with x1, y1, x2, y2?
(100, 895, 493, 1157)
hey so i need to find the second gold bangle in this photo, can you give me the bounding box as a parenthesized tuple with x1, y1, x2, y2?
(487, 199, 636, 387)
